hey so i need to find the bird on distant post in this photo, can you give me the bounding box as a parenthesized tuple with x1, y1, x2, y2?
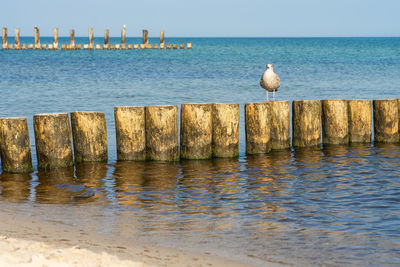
(260, 64, 280, 101)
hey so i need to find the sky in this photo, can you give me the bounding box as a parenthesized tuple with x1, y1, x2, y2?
(1, 0, 399, 37)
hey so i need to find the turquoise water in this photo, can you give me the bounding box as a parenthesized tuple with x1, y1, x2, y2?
(1, 37, 400, 265)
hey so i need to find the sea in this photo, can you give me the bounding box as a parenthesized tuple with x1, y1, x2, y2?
(0, 37, 400, 266)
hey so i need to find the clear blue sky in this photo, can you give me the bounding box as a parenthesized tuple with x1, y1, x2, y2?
(1, 0, 399, 37)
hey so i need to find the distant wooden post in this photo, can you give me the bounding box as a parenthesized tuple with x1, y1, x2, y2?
(121, 27, 126, 50)
(180, 103, 213, 159)
(0, 118, 33, 173)
(187, 42, 192, 49)
(33, 113, 73, 170)
(70, 112, 108, 163)
(142, 29, 148, 44)
(34, 26, 40, 50)
(104, 29, 109, 49)
(145, 105, 179, 161)
(212, 103, 239, 158)
(173, 44, 178, 49)
(269, 101, 290, 150)
(292, 100, 321, 148)
(322, 100, 349, 145)
(14, 28, 20, 49)
(348, 100, 372, 143)
(373, 99, 399, 143)
(114, 107, 146, 161)
(2, 27, 7, 49)
(88, 28, 94, 50)
(69, 29, 75, 48)
(245, 102, 270, 154)
(160, 30, 164, 46)
(53, 28, 58, 50)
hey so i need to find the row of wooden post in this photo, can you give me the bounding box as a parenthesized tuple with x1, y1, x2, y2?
(0, 99, 399, 173)
(2, 27, 192, 50)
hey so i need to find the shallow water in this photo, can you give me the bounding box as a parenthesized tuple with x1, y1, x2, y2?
(1, 38, 400, 265)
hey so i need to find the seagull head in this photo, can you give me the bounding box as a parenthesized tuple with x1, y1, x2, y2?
(266, 64, 273, 70)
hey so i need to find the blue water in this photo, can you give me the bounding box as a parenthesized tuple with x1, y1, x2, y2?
(1, 37, 400, 266)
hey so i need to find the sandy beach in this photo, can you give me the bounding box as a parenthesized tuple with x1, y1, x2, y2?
(0, 211, 252, 267)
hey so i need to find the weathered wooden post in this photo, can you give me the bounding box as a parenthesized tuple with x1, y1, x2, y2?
(53, 28, 58, 50)
(104, 29, 109, 49)
(33, 113, 73, 170)
(292, 100, 321, 147)
(142, 29, 148, 44)
(0, 118, 33, 173)
(212, 103, 239, 158)
(180, 44, 185, 49)
(14, 28, 20, 49)
(187, 42, 192, 49)
(69, 29, 75, 49)
(322, 100, 349, 145)
(34, 26, 40, 50)
(145, 105, 179, 161)
(348, 100, 372, 143)
(114, 107, 146, 161)
(2, 27, 7, 49)
(70, 112, 108, 163)
(245, 102, 270, 154)
(121, 26, 126, 50)
(373, 99, 399, 143)
(88, 28, 94, 50)
(269, 101, 290, 150)
(160, 30, 164, 47)
(173, 44, 178, 49)
(180, 103, 212, 159)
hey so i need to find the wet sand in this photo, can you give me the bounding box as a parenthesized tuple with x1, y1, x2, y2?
(0, 211, 255, 267)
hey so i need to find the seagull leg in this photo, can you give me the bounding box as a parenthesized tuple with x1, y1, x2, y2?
(273, 91, 275, 101)
(266, 91, 269, 102)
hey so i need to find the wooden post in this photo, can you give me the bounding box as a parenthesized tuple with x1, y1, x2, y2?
(133, 44, 139, 49)
(69, 29, 75, 48)
(269, 101, 290, 150)
(348, 100, 372, 143)
(180, 44, 185, 49)
(121, 27, 126, 50)
(173, 44, 178, 49)
(70, 112, 108, 163)
(28, 44, 33, 50)
(114, 107, 146, 161)
(187, 42, 192, 49)
(0, 118, 33, 173)
(14, 28, 20, 49)
(180, 103, 212, 159)
(142, 29, 148, 44)
(166, 44, 172, 49)
(34, 26, 40, 50)
(292, 100, 321, 148)
(88, 28, 94, 50)
(145, 105, 179, 161)
(21, 44, 26, 50)
(104, 29, 109, 49)
(160, 30, 164, 46)
(322, 100, 349, 145)
(373, 99, 399, 143)
(33, 113, 73, 170)
(52, 28, 58, 50)
(245, 102, 270, 154)
(96, 44, 100, 50)
(212, 103, 239, 158)
(2, 27, 7, 49)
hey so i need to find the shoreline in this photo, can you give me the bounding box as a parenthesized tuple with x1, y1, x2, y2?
(0, 211, 265, 267)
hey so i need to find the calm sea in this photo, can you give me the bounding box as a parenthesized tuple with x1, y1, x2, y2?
(0, 37, 400, 266)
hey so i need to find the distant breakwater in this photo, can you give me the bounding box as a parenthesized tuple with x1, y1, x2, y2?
(2, 27, 192, 50)
(0, 100, 399, 173)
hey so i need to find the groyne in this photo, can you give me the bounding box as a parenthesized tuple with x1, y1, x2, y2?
(1, 27, 192, 50)
(1, 100, 400, 173)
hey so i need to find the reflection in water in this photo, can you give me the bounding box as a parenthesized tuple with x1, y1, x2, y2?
(1, 144, 400, 265)
(0, 173, 31, 202)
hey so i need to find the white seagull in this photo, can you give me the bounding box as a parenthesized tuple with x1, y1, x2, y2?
(260, 64, 280, 101)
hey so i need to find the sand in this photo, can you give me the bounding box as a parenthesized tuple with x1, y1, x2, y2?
(0, 211, 250, 267)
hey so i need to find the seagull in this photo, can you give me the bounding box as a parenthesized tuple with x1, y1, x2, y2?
(123, 25, 126, 29)
(260, 64, 280, 101)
